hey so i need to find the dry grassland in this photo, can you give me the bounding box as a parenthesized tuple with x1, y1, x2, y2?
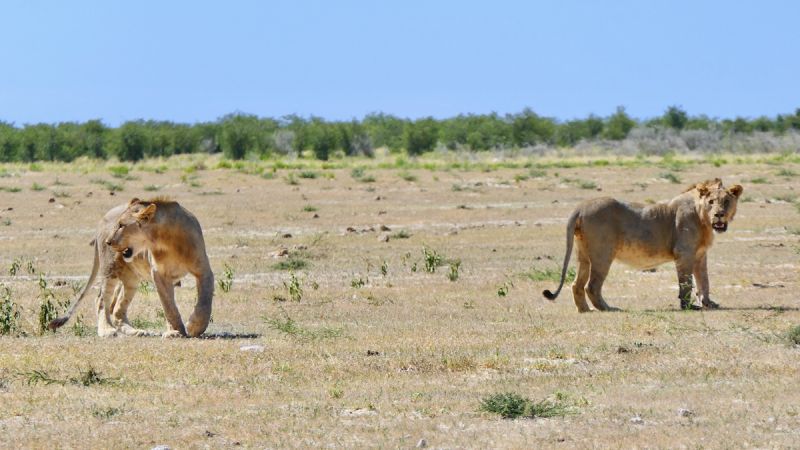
(0, 154, 798, 448)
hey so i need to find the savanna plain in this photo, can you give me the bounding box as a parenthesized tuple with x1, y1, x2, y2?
(0, 153, 798, 448)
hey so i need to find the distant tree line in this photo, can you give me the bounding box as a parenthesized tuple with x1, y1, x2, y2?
(1, 107, 799, 162)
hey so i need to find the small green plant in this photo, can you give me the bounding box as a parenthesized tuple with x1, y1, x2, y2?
(659, 172, 682, 184)
(750, 177, 769, 184)
(218, 263, 234, 293)
(351, 277, 367, 288)
(272, 256, 309, 271)
(524, 266, 576, 283)
(284, 173, 299, 185)
(265, 311, 344, 341)
(497, 285, 509, 297)
(351, 167, 376, 182)
(391, 229, 411, 239)
(302, 205, 318, 212)
(0, 284, 21, 335)
(398, 171, 417, 182)
(36, 273, 67, 334)
(577, 180, 597, 190)
(284, 272, 303, 302)
(52, 190, 71, 198)
(298, 170, 319, 179)
(788, 325, 800, 346)
(31, 182, 46, 191)
(380, 260, 388, 277)
(22, 366, 112, 387)
(777, 168, 797, 177)
(422, 246, 444, 273)
(448, 260, 461, 282)
(130, 314, 164, 330)
(108, 165, 130, 178)
(71, 315, 91, 337)
(480, 392, 570, 419)
(92, 406, 123, 419)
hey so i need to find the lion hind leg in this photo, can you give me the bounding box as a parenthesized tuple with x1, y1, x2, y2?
(95, 279, 119, 338)
(571, 249, 591, 313)
(586, 262, 617, 312)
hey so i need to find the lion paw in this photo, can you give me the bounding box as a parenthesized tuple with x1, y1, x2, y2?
(97, 327, 118, 338)
(162, 329, 184, 339)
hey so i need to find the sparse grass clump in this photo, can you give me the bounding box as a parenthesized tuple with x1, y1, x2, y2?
(298, 170, 319, 179)
(480, 392, 570, 419)
(659, 172, 682, 184)
(351, 167, 376, 182)
(302, 205, 318, 212)
(390, 229, 412, 239)
(523, 266, 576, 283)
(217, 263, 234, 293)
(0, 284, 21, 336)
(398, 171, 417, 182)
(31, 182, 46, 191)
(750, 177, 769, 184)
(272, 256, 309, 271)
(788, 325, 800, 346)
(422, 246, 444, 273)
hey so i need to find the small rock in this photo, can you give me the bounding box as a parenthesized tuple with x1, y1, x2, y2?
(630, 415, 644, 425)
(379, 224, 391, 232)
(281, 233, 292, 239)
(204, 430, 217, 438)
(378, 233, 390, 242)
(375, 196, 382, 201)
(346, 226, 357, 233)
(48, 197, 55, 203)
(677, 408, 694, 418)
(151, 446, 171, 450)
(86, 191, 93, 197)
(378, 210, 387, 215)
(366, 350, 381, 356)
(312, 213, 319, 218)
(240, 345, 265, 352)
(416, 438, 428, 448)
(109, 191, 115, 196)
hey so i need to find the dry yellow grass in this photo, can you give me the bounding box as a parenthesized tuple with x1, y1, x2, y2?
(0, 154, 798, 448)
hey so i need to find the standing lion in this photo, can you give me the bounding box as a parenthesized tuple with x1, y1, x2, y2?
(543, 179, 743, 311)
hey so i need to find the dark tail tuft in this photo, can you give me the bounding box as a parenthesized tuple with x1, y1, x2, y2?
(48, 316, 69, 330)
(542, 289, 557, 301)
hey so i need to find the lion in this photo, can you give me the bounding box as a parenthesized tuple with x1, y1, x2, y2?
(105, 197, 214, 338)
(49, 203, 154, 337)
(542, 178, 743, 311)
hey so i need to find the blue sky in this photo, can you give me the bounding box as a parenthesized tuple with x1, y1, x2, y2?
(2, 0, 799, 125)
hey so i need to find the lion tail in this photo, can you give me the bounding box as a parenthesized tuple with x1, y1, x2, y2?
(49, 238, 100, 330)
(542, 210, 579, 301)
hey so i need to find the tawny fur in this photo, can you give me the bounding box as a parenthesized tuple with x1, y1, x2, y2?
(543, 179, 743, 311)
(106, 198, 214, 337)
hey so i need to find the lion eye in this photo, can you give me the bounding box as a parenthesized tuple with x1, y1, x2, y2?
(708, 200, 714, 204)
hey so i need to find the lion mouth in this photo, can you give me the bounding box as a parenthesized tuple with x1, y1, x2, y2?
(712, 222, 728, 233)
(122, 247, 134, 259)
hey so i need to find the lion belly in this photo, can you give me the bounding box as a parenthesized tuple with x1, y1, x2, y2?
(614, 243, 674, 269)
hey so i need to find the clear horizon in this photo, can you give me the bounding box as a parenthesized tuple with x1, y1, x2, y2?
(2, 0, 799, 126)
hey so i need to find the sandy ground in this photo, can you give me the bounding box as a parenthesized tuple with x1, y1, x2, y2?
(0, 154, 798, 448)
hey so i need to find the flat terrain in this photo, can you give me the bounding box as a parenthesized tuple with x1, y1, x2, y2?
(0, 154, 798, 448)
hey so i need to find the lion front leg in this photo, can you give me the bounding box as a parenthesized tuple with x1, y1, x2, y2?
(675, 255, 700, 310)
(152, 270, 187, 337)
(693, 253, 719, 309)
(185, 268, 214, 338)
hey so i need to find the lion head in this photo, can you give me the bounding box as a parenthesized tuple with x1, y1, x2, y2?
(105, 198, 157, 262)
(693, 179, 744, 233)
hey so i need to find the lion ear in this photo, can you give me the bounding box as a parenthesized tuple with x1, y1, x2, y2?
(128, 197, 141, 206)
(728, 184, 743, 198)
(134, 204, 157, 223)
(696, 184, 710, 197)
